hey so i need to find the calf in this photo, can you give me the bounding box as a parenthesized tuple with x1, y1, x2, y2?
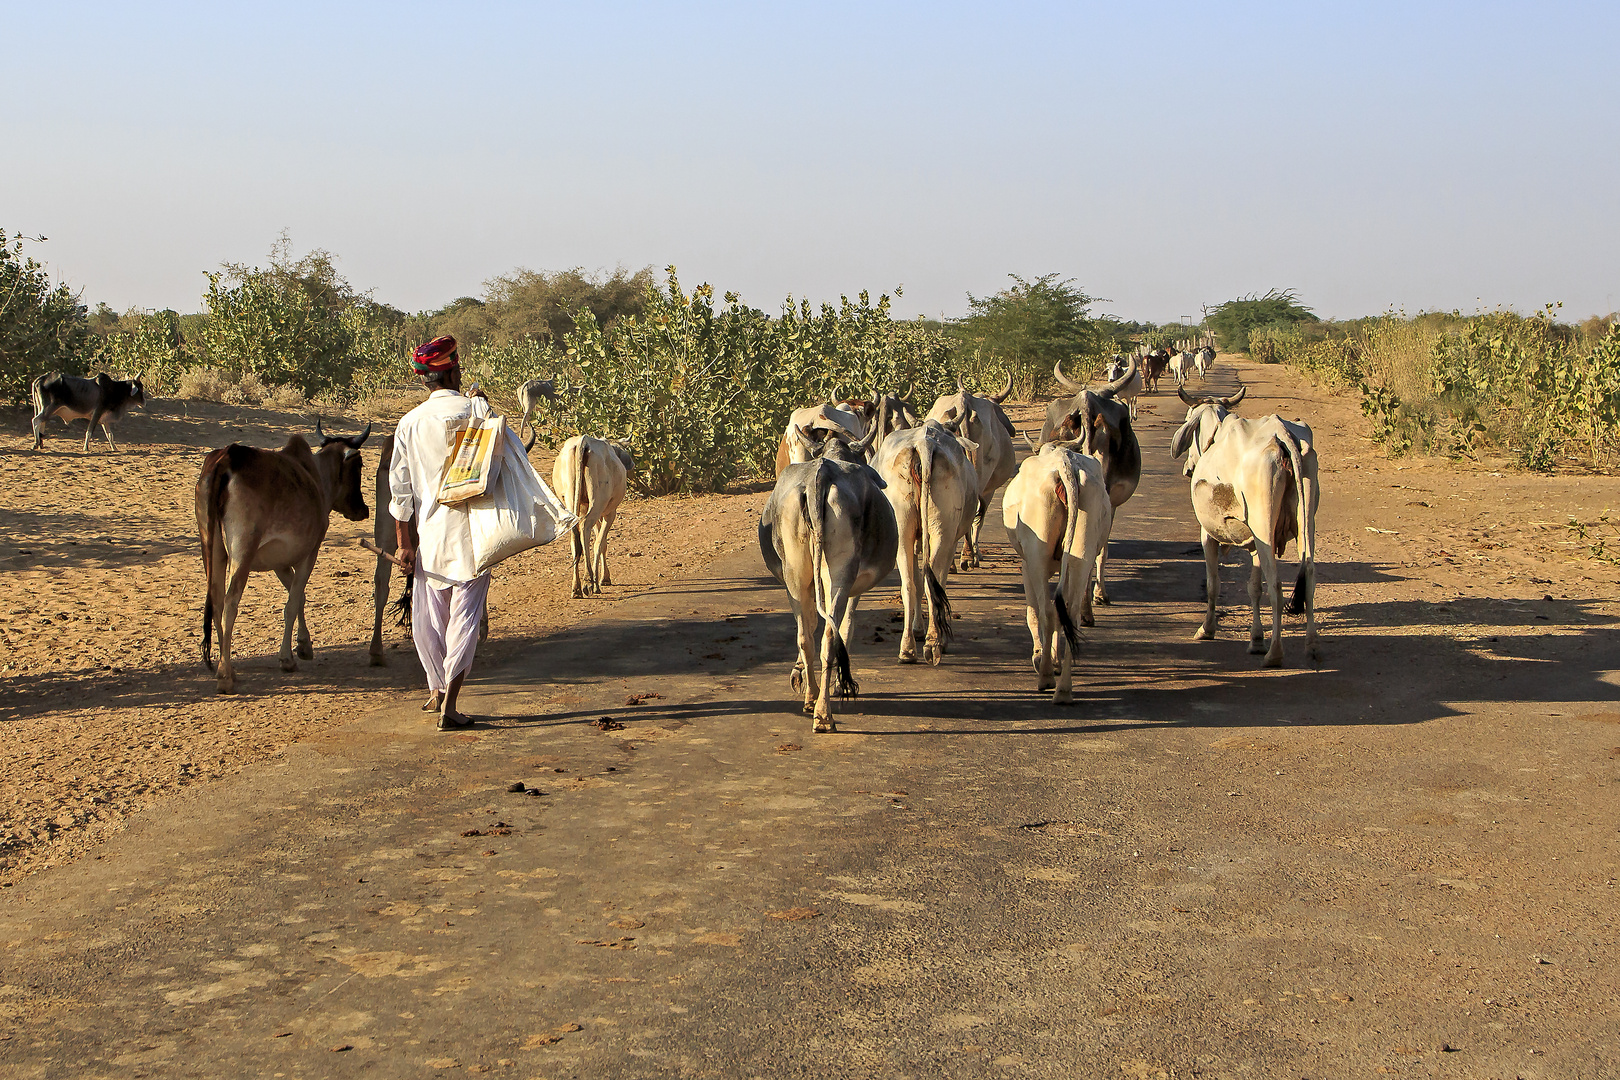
(1002, 444, 1113, 702)
(1175, 410, 1319, 666)
(517, 376, 558, 449)
(758, 423, 894, 731)
(874, 418, 978, 665)
(31, 371, 146, 451)
(553, 434, 634, 597)
(196, 421, 370, 693)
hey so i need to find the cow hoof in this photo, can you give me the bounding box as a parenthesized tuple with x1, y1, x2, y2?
(802, 701, 816, 717)
(1037, 679, 1055, 692)
(216, 679, 237, 694)
(1094, 594, 1111, 606)
(369, 652, 387, 667)
(1262, 653, 1284, 669)
(279, 657, 298, 672)
(1053, 690, 1073, 705)
(924, 645, 942, 667)
(1030, 651, 1043, 673)
(790, 670, 804, 692)
(1248, 639, 1267, 655)
(1194, 626, 1215, 641)
(296, 644, 313, 660)
(898, 654, 918, 665)
(814, 719, 837, 733)
(1081, 613, 1095, 628)
(1308, 645, 1323, 662)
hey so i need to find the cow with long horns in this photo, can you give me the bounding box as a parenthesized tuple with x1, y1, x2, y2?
(758, 420, 895, 732)
(1172, 384, 1247, 477)
(925, 372, 1016, 570)
(196, 420, 371, 693)
(1042, 359, 1142, 606)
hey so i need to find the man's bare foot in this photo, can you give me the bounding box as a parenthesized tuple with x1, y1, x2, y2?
(422, 691, 444, 712)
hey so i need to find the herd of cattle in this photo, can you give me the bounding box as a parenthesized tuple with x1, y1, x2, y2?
(758, 349, 1318, 730)
(24, 347, 1318, 729)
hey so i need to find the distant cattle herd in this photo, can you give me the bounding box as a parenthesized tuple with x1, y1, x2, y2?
(24, 345, 1318, 729)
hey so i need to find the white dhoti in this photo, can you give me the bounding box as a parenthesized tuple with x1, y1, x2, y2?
(412, 572, 490, 694)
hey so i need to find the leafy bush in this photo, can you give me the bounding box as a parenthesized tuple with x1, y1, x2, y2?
(949, 273, 1107, 399)
(538, 270, 965, 495)
(1268, 308, 1620, 469)
(0, 230, 94, 404)
(1208, 289, 1318, 352)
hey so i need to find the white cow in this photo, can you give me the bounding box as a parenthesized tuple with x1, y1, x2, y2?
(1001, 444, 1114, 703)
(552, 435, 633, 598)
(1172, 410, 1319, 666)
(1193, 345, 1215, 379)
(1173, 385, 1247, 477)
(1169, 351, 1188, 385)
(875, 418, 979, 665)
(758, 425, 895, 732)
(775, 402, 865, 474)
(925, 376, 1016, 570)
(1103, 355, 1144, 420)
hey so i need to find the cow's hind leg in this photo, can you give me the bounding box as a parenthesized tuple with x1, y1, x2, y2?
(569, 523, 586, 598)
(1254, 540, 1285, 667)
(272, 566, 306, 670)
(1194, 532, 1221, 640)
(597, 511, 616, 586)
(83, 409, 105, 453)
(217, 559, 253, 693)
(896, 528, 920, 664)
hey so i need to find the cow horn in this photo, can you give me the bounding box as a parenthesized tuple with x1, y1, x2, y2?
(345, 421, 372, 450)
(1053, 360, 1085, 393)
(942, 412, 966, 435)
(1023, 428, 1039, 452)
(1102, 357, 1137, 397)
(902, 381, 915, 401)
(986, 370, 1013, 403)
(854, 393, 883, 455)
(314, 416, 328, 444)
(1177, 385, 1201, 407)
(1217, 385, 1247, 408)
(956, 374, 965, 393)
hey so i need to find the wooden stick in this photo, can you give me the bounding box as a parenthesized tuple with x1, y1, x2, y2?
(359, 539, 407, 569)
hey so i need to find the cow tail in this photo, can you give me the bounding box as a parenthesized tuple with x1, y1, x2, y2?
(390, 572, 414, 628)
(200, 457, 232, 671)
(1279, 433, 1314, 615)
(29, 374, 45, 418)
(572, 439, 589, 547)
(1052, 458, 1084, 658)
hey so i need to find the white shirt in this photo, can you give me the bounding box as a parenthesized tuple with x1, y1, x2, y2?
(389, 389, 494, 586)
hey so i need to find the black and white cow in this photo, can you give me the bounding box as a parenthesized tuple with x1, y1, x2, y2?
(31, 372, 147, 451)
(758, 422, 895, 732)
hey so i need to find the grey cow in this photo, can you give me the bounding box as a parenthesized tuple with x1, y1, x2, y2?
(758, 422, 896, 732)
(31, 371, 146, 451)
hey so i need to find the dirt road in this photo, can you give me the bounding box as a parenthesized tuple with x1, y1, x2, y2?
(3, 361, 1619, 1078)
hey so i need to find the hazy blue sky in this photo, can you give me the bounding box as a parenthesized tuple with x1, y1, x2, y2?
(7, 1, 1618, 322)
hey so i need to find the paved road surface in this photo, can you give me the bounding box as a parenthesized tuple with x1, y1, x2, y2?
(5, 367, 1618, 1078)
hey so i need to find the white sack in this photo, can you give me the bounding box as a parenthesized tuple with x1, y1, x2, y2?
(468, 423, 577, 574)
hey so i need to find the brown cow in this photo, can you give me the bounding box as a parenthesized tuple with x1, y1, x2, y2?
(196, 421, 370, 693)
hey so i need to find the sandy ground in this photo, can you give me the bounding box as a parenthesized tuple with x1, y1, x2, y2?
(2, 359, 1616, 892)
(0, 398, 764, 885)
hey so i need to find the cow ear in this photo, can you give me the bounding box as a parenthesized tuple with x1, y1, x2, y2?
(1198, 413, 1221, 453)
(1171, 419, 1197, 459)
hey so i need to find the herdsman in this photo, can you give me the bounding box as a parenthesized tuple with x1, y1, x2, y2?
(389, 335, 492, 729)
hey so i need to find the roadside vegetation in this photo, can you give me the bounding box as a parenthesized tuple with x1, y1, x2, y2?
(9, 229, 1618, 482)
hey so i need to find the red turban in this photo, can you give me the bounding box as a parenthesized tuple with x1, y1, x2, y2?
(411, 335, 459, 373)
